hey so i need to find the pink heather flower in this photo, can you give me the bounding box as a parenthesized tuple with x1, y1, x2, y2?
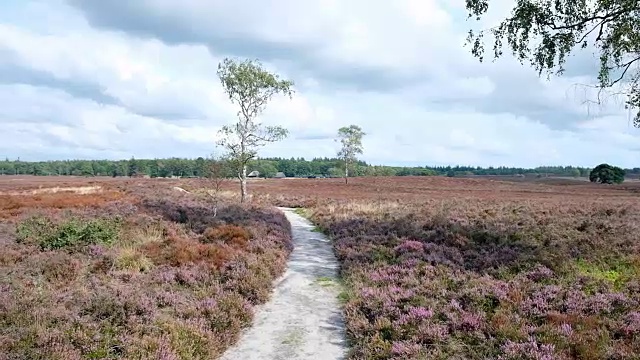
(489, 280, 510, 301)
(155, 268, 177, 284)
(395, 313, 411, 326)
(408, 306, 434, 320)
(391, 341, 423, 356)
(417, 323, 449, 342)
(360, 287, 380, 298)
(499, 337, 556, 360)
(459, 311, 484, 331)
(394, 240, 424, 255)
(87, 244, 106, 257)
(200, 297, 217, 311)
(622, 312, 640, 335)
(401, 258, 421, 267)
(526, 265, 554, 282)
(155, 337, 179, 360)
(242, 299, 254, 314)
(558, 323, 573, 336)
(156, 291, 182, 307)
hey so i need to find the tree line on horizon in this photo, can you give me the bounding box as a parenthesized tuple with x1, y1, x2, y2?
(2, 157, 636, 179)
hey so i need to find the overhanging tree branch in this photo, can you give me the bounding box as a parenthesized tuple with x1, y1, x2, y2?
(465, 0, 640, 126)
(608, 55, 640, 86)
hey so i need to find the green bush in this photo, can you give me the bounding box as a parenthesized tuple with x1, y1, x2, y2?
(16, 215, 120, 250)
(589, 163, 625, 184)
(15, 216, 56, 245)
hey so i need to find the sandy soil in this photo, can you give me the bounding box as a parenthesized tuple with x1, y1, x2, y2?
(220, 208, 347, 360)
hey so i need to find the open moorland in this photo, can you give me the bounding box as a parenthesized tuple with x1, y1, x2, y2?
(0, 176, 293, 359)
(1, 175, 640, 359)
(248, 176, 640, 359)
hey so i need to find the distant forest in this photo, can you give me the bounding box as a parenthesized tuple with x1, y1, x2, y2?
(1, 157, 639, 179)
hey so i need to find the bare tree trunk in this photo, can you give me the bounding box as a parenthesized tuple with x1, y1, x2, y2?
(240, 164, 248, 203)
(344, 160, 349, 184)
(212, 183, 219, 218)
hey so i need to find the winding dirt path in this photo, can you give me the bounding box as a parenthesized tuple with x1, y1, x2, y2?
(220, 207, 347, 360)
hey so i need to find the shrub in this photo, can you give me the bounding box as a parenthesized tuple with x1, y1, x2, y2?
(589, 163, 625, 184)
(201, 224, 251, 247)
(142, 235, 234, 270)
(221, 258, 274, 304)
(309, 197, 640, 359)
(202, 292, 253, 340)
(0, 246, 24, 266)
(15, 215, 56, 245)
(16, 215, 120, 250)
(1, 182, 294, 359)
(40, 252, 82, 284)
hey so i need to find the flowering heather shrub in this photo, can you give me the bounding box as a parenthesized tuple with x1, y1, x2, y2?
(39, 251, 83, 284)
(0, 183, 293, 358)
(310, 196, 640, 359)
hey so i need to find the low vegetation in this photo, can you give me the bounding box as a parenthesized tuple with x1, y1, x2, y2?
(307, 195, 640, 359)
(0, 183, 292, 359)
(3, 175, 640, 359)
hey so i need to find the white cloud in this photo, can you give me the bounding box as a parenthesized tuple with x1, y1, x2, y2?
(0, 0, 637, 168)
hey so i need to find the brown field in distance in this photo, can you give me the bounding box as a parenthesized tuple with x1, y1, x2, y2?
(247, 175, 640, 204)
(2, 174, 639, 202)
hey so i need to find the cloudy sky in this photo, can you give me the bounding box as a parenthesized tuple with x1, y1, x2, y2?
(0, 0, 638, 167)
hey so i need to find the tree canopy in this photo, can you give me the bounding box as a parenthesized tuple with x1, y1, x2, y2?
(465, 0, 640, 125)
(589, 163, 626, 183)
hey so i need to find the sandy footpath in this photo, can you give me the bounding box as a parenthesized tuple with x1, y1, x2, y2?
(219, 207, 347, 360)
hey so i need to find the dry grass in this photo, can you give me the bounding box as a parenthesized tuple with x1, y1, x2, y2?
(0, 185, 103, 196)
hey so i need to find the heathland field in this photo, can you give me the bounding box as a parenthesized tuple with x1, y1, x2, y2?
(0, 176, 293, 359)
(1, 175, 640, 359)
(253, 176, 640, 359)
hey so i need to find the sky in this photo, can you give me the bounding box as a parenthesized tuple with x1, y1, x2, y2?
(0, 0, 638, 168)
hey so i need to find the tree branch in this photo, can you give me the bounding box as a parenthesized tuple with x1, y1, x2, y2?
(609, 55, 640, 86)
(545, 7, 628, 31)
(577, 17, 608, 43)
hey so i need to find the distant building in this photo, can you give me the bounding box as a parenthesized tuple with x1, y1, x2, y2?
(247, 170, 260, 178)
(274, 172, 286, 178)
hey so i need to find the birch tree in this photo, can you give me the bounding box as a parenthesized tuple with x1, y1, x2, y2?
(204, 152, 232, 217)
(336, 125, 365, 184)
(216, 58, 294, 202)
